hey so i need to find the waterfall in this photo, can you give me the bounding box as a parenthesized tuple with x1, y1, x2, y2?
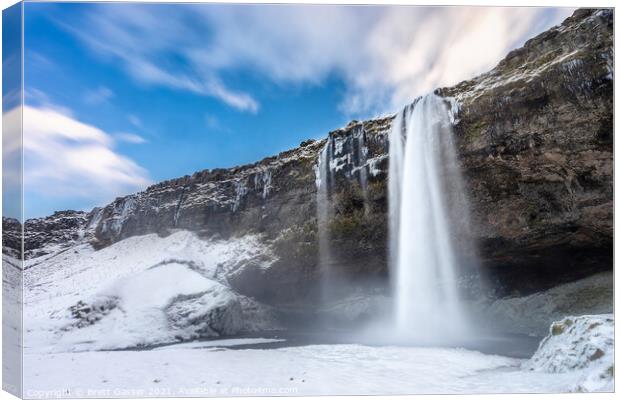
(352, 126, 370, 214)
(389, 94, 473, 342)
(315, 129, 374, 304)
(315, 140, 334, 301)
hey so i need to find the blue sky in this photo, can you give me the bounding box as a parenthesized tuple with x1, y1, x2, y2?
(3, 3, 22, 219)
(15, 3, 573, 218)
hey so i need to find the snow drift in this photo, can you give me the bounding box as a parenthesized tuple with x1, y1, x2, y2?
(526, 314, 614, 392)
(24, 231, 279, 352)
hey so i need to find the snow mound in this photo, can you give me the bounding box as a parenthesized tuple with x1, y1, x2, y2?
(525, 314, 614, 392)
(167, 284, 244, 338)
(58, 263, 233, 350)
(24, 231, 279, 353)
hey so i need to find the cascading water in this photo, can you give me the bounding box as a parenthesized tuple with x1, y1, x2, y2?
(352, 126, 370, 214)
(315, 139, 335, 302)
(389, 93, 474, 342)
(315, 130, 374, 304)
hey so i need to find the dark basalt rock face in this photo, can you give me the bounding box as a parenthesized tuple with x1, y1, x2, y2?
(2, 217, 22, 259)
(90, 140, 325, 248)
(14, 9, 613, 303)
(25, 211, 92, 254)
(14, 211, 94, 260)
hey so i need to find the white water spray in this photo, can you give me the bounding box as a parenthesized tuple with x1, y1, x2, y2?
(389, 94, 472, 342)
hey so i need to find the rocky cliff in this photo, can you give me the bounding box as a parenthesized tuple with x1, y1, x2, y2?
(439, 8, 613, 295)
(12, 8, 613, 304)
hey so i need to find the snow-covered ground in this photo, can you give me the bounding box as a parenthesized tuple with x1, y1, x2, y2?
(3, 254, 22, 395)
(24, 341, 610, 398)
(20, 231, 614, 396)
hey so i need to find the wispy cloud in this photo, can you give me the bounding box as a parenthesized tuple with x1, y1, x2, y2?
(58, 4, 259, 113)
(194, 5, 574, 116)
(2, 106, 22, 219)
(61, 4, 573, 116)
(205, 114, 219, 129)
(25, 88, 73, 114)
(16, 103, 151, 206)
(25, 50, 55, 71)
(116, 132, 148, 144)
(128, 114, 142, 129)
(84, 86, 115, 105)
(204, 113, 230, 134)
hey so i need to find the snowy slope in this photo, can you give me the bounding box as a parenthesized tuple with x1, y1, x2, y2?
(24, 231, 279, 352)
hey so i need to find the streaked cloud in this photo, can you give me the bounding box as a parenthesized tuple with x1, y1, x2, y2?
(84, 86, 115, 105)
(203, 113, 231, 134)
(205, 114, 219, 129)
(2, 106, 22, 219)
(18, 104, 151, 206)
(2, 109, 22, 184)
(128, 114, 142, 128)
(58, 4, 259, 113)
(25, 50, 55, 71)
(62, 4, 573, 117)
(116, 132, 148, 144)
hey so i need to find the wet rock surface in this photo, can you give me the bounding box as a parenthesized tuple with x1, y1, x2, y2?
(476, 271, 612, 336)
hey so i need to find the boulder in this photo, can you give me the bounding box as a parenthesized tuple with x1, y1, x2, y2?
(525, 314, 614, 392)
